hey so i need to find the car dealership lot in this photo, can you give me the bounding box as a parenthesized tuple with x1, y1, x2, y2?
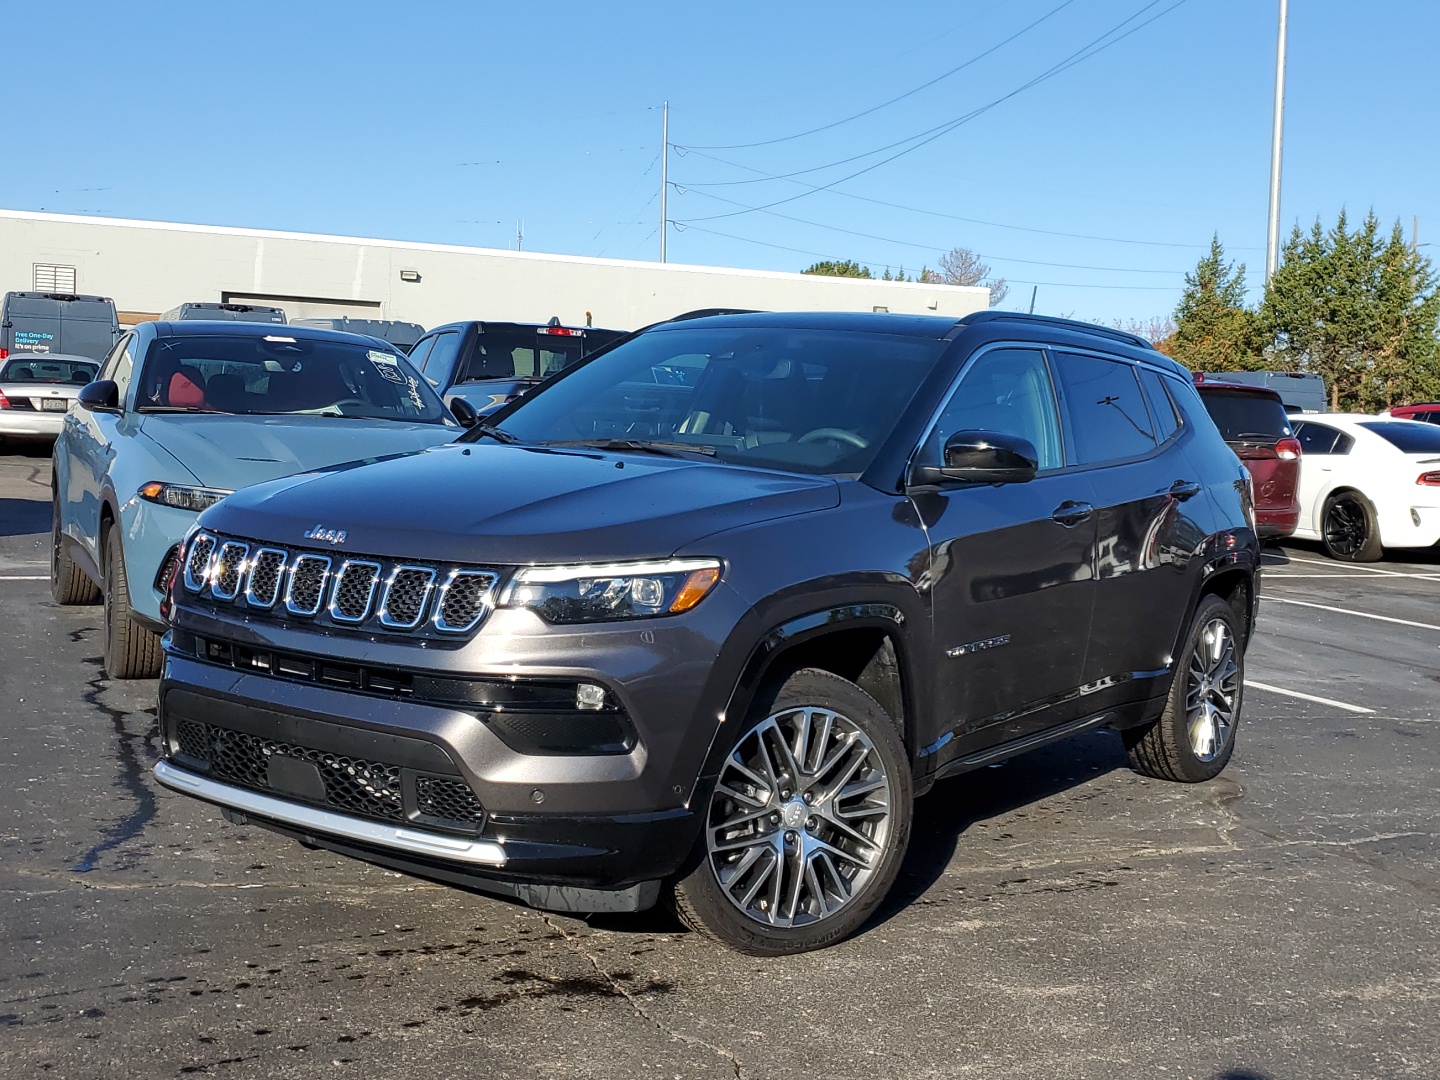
(2, 449, 1438, 1079)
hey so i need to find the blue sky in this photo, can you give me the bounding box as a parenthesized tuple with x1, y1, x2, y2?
(5, 0, 1436, 322)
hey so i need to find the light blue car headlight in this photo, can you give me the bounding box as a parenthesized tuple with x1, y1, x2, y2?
(137, 481, 233, 513)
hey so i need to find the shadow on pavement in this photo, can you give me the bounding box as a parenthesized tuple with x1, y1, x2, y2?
(1213, 1071, 1274, 1080)
(0, 496, 49, 537)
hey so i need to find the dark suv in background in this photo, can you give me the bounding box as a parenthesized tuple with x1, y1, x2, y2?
(156, 311, 1258, 955)
(408, 318, 626, 413)
(1194, 376, 1301, 538)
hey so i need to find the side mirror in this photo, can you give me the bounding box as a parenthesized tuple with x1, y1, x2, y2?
(77, 379, 120, 412)
(911, 429, 1039, 486)
(448, 395, 479, 428)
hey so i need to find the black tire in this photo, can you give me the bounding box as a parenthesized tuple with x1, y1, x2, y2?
(1321, 490, 1383, 563)
(102, 526, 162, 679)
(1125, 594, 1242, 783)
(671, 667, 912, 955)
(50, 493, 100, 606)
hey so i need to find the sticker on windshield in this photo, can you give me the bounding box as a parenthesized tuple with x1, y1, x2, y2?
(405, 374, 425, 410)
(369, 350, 407, 384)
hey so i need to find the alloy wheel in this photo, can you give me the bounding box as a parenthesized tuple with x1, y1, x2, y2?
(1323, 498, 1366, 558)
(1185, 617, 1239, 762)
(705, 705, 893, 929)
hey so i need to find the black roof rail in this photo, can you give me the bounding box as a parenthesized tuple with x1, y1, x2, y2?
(667, 307, 762, 322)
(959, 310, 1154, 351)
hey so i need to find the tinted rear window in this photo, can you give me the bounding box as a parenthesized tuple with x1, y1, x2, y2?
(1, 357, 98, 384)
(1358, 421, 1440, 454)
(1197, 389, 1292, 442)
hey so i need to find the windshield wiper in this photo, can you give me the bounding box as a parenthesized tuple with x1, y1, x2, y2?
(460, 422, 522, 445)
(542, 438, 715, 458)
(137, 406, 230, 414)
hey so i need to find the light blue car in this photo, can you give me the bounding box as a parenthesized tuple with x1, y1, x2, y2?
(51, 321, 471, 678)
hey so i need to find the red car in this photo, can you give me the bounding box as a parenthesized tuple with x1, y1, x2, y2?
(1385, 402, 1440, 425)
(1194, 377, 1301, 538)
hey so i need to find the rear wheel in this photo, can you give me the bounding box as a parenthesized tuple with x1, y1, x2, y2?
(1125, 594, 1242, 783)
(1321, 490, 1383, 562)
(671, 668, 912, 955)
(50, 493, 100, 605)
(102, 527, 162, 679)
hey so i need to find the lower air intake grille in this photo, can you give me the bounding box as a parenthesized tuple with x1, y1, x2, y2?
(173, 719, 486, 833)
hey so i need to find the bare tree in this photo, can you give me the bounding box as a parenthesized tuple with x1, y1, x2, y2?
(937, 247, 1008, 307)
(1111, 316, 1178, 353)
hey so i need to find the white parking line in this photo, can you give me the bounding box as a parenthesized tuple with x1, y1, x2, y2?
(1262, 595, 1440, 632)
(0, 575, 47, 581)
(1267, 572, 1440, 579)
(1264, 553, 1416, 577)
(1247, 680, 1375, 714)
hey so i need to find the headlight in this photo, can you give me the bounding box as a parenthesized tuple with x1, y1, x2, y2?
(138, 482, 233, 513)
(499, 558, 721, 624)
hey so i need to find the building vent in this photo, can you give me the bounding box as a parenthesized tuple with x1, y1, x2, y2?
(34, 264, 78, 292)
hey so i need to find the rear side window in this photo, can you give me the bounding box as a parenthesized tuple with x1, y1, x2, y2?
(424, 332, 462, 385)
(1053, 351, 1154, 464)
(1357, 421, 1440, 454)
(1138, 368, 1181, 443)
(407, 335, 437, 373)
(1292, 422, 1353, 456)
(1197, 389, 1292, 443)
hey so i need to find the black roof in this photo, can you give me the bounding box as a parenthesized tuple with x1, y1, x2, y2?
(150, 320, 395, 349)
(650, 310, 962, 338)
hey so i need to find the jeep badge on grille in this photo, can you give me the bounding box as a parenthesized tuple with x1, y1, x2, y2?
(303, 524, 348, 545)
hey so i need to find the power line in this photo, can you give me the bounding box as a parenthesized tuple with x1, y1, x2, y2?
(683, 0, 1081, 152)
(674, 222, 1184, 290)
(675, 186, 1185, 273)
(672, 147, 1257, 251)
(677, 0, 1188, 223)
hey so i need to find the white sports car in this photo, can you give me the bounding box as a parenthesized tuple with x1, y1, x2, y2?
(1290, 413, 1440, 561)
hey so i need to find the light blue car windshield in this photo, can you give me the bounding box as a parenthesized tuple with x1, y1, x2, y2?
(134, 335, 448, 422)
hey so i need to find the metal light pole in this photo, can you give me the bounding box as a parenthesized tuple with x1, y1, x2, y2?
(1265, 0, 1289, 284)
(659, 101, 669, 263)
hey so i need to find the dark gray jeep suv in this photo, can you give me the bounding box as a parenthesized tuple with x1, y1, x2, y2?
(155, 311, 1259, 955)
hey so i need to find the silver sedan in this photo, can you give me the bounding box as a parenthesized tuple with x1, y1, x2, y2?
(0, 353, 98, 443)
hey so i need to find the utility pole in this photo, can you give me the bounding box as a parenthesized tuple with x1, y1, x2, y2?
(1265, 0, 1289, 284)
(516, 219, 524, 251)
(660, 101, 669, 263)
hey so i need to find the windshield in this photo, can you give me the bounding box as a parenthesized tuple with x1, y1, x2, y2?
(1358, 421, 1440, 454)
(1, 357, 97, 385)
(464, 327, 627, 381)
(490, 325, 949, 476)
(134, 334, 451, 422)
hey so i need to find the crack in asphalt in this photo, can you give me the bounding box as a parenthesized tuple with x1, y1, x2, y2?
(70, 658, 160, 873)
(538, 914, 747, 1080)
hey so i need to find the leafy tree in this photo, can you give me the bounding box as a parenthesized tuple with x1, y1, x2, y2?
(1261, 211, 1440, 410)
(937, 247, 1008, 306)
(802, 259, 872, 279)
(1170, 236, 1264, 372)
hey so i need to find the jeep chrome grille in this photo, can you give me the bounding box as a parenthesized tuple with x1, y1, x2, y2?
(183, 534, 217, 591)
(328, 561, 381, 623)
(181, 531, 498, 637)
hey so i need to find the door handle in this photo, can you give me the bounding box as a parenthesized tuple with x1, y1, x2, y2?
(1168, 479, 1202, 500)
(1050, 500, 1093, 527)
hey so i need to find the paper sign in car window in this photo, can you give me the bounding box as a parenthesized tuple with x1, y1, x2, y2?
(368, 350, 406, 384)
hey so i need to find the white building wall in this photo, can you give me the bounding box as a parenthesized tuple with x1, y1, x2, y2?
(0, 209, 989, 330)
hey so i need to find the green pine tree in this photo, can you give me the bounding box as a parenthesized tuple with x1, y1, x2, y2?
(1170, 235, 1263, 373)
(802, 260, 872, 279)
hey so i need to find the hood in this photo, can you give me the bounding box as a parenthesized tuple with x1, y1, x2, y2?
(138, 414, 458, 490)
(200, 442, 839, 565)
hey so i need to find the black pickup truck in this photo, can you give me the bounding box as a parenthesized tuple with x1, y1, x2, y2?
(408, 318, 626, 414)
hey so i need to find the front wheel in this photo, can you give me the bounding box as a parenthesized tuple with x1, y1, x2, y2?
(1321, 491, 1383, 562)
(102, 527, 162, 679)
(671, 668, 912, 955)
(1125, 594, 1242, 783)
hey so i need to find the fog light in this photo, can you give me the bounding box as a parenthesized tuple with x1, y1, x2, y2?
(576, 683, 606, 711)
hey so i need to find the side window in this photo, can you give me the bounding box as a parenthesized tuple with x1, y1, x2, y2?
(99, 332, 138, 407)
(1053, 351, 1155, 464)
(1293, 422, 1346, 455)
(407, 335, 437, 375)
(424, 332, 462, 385)
(1138, 368, 1181, 442)
(928, 347, 1064, 471)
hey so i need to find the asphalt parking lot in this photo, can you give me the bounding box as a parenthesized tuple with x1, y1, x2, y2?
(2, 447, 1438, 1080)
